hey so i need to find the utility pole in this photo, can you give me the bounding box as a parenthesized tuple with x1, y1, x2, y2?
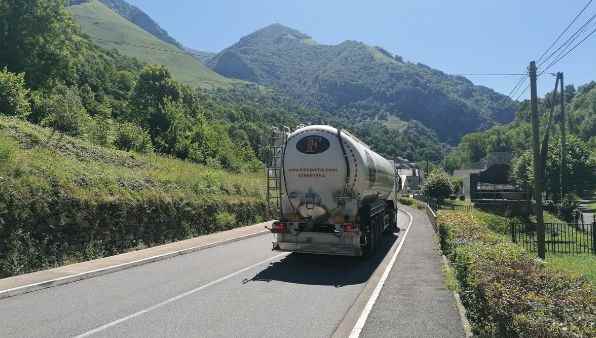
(529, 61, 545, 259)
(559, 72, 566, 203)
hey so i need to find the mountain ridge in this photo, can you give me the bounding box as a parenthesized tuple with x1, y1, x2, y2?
(69, 0, 234, 88)
(70, 0, 183, 48)
(209, 24, 519, 143)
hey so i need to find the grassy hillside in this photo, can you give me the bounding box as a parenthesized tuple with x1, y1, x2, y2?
(69, 0, 234, 89)
(208, 24, 519, 143)
(0, 117, 265, 277)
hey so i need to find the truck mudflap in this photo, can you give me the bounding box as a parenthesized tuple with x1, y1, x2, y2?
(273, 231, 363, 256)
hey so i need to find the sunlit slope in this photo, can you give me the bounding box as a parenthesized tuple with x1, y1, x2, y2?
(69, 0, 235, 88)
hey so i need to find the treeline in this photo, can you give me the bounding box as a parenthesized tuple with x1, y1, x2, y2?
(445, 82, 596, 200)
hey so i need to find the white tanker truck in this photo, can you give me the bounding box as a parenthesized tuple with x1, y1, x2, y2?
(269, 125, 400, 256)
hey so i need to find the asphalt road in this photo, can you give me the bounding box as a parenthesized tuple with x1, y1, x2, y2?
(0, 214, 410, 338)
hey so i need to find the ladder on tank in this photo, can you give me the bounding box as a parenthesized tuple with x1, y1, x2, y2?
(266, 127, 289, 220)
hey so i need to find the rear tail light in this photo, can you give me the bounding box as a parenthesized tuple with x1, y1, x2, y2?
(342, 223, 356, 232)
(271, 222, 287, 233)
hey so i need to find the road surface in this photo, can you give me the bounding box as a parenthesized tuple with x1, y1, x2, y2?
(0, 214, 410, 338)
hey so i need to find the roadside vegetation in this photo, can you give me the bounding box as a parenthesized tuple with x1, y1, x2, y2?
(0, 117, 265, 278)
(437, 209, 595, 337)
(445, 82, 596, 205)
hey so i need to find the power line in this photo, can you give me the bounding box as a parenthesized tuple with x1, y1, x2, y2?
(541, 23, 596, 74)
(538, 12, 596, 69)
(515, 82, 530, 101)
(510, 0, 594, 101)
(536, 0, 594, 64)
(508, 76, 527, 97)
(455, 73, 527, 76)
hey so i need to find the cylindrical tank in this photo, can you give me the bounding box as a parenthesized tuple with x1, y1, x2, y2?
(280, 125, 396, 224)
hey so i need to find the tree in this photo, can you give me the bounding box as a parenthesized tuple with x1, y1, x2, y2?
(510, 151, 533, 194)
(113, 122, 153, 153)
(0, 68, 30, 118)
(41, 85, 89, 136)
(131, 65, 181, 127)
(510, 136, 594, 200)
(422, 170, 454, 202)
(544, 136, 594, 198)
(460, 133, 486, 164)
(0, 0, 76, 88)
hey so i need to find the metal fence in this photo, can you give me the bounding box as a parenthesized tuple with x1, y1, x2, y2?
(511, 221, 596, 255)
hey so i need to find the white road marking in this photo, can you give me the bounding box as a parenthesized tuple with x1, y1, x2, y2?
(73, 253, 288, 338)
(349, 209, 414, 338)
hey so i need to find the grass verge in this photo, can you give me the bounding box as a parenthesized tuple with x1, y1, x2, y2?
(547, 254, 596, 285)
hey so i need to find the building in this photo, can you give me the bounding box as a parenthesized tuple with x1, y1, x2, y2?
(395, 157, 424, 194)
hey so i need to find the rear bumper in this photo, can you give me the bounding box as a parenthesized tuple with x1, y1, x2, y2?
(274, 232, 363, 256)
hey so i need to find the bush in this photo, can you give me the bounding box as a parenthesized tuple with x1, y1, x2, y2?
(41, 86, 90, 136)
(398, 197, 414, 206)
(422, 170, 454, 202)
(87, 103, 113, 147)
(215, 211, 237, 228)
(437, 210, 595, 337)
(114, 122, 154, 153)
(0, 68, 31, 118)
(559, 194, 580, 222)
(0, 137, 15, 162)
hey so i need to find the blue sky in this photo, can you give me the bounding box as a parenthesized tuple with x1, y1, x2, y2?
(126, 0, 596, 97)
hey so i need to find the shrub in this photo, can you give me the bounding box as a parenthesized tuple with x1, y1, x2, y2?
(114, 122, 154, 153)
(41, 86, 90, 136)
(215, 211, 237, 228)
(398, 197, 414, 206)
(87, 102, 113, 147)
(422, 170, 454, 202)
(437, 210, 595, 337)
(559, 193, 580, 222)
(0, 137, 15, 162)
(0, 68, 31, 118)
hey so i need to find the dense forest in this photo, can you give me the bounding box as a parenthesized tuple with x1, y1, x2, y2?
(208, 24, 519, 144)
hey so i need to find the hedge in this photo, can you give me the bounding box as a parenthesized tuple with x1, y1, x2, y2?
(0, 179, 264, 278)
(437, 211, 595, 337)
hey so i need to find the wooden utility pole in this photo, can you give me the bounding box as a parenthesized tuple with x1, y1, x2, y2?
(559, 72, 566, 202)
(529, 61, 545, 259)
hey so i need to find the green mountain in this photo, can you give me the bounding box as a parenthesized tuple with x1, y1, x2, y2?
(69, 0, 234, 88)
(70, 0, 182, 48)
(186, 48, 217, 64)
(208, 24, 519, 143)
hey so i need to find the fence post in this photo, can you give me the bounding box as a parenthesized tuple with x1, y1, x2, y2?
(511, 222, 516, 243)
(592, 220, 596, 255)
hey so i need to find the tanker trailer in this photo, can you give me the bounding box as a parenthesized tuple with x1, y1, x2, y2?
(269, 125, 399, 256)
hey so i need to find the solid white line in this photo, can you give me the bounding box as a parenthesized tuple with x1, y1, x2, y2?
(73, 253, 287, 338)
(348, 209, 414, 338)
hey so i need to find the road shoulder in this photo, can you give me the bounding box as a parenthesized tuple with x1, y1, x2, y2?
(0, 222, 271, 300)
(359, 205, 466, 338)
